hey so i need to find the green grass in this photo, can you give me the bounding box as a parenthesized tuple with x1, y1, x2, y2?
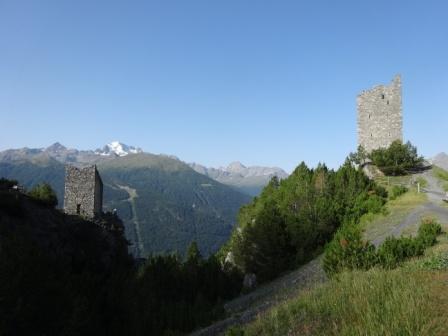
(361, 190, 427, 241)
(230, 268, 445, 336)
(229, 230, 448, 336)
(433, 166, 448, 181)
(375, 174, 414, 189)
(416, 176, 428, 188)
(433, 166, 448, 192)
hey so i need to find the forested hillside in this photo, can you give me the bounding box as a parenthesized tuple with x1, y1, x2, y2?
(223, 160, 387, 282)
(0, 152, 251, 256)
(0, 181, 243, 335)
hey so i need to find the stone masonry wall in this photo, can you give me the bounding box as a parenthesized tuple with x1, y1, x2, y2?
(357, 75, 403, 152)
(64, 165, 103, 219)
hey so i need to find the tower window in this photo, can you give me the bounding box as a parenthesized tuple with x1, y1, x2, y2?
(76, 204, 81, 214)
(381, 94, 385, 99)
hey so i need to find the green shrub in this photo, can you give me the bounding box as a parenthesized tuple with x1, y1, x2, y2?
(417, 218, 442, 246)
(323, 223, 377, 276)
(368, 140, 424, 176)
(28, 183, 58, 207)
(389, 185, 408, 200)
(419, 253, 448, 270)
(363, 194, 386, 213)
(377, 236, 424, 269)
(324, 218, 442, 275)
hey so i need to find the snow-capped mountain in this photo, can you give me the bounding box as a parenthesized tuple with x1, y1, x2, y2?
(189, 161, 289, 196)
(0, 141, 143, 164)
(95, 141, 143, 157)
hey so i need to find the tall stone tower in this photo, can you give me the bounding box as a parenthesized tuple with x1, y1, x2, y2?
(357, 75, 403, 152)
(64, 165, 103, 219)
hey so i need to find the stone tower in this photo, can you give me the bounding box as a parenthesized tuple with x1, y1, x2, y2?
(64, 165, 103, 219)
(357, 75, 403, 152)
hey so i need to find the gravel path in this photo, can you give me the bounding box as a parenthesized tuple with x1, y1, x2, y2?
(372, 170, 448, 246)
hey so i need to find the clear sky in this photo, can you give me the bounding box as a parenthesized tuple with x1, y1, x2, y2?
(1, 0, 447, 172)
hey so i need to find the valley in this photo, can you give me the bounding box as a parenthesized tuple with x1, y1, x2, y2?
(0, 143, 254, 256)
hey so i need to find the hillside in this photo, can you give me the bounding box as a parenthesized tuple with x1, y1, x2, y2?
(204, 167, 448, 335)
(0, 186, 133, 336)
(0, 145, 251, 257)
(431, 152, 448, 171)
(97, 154, 251, 256)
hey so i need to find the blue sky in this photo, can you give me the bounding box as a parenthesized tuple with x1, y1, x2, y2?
(0, 0, 447, 172)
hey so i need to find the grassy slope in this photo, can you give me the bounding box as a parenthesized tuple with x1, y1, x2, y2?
(232, 223, 448, 336)
(231, 173, 448, 335)
(362, 190, 427, 241)
(433, 166, 448, 192)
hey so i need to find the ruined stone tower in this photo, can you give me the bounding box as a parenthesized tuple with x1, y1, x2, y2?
(357, 75, 403, 152)
(64, 165, 103, 219)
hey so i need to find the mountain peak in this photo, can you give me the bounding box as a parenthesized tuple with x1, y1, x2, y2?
(227, 161, 247, 172)
(431, 152, 448, 170)
(45, 142, 67, 152)
(95, 141, 143, 157)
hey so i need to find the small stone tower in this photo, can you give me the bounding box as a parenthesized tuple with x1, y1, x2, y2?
(357, 75, 403, 152)
(64, 165, 103, 219)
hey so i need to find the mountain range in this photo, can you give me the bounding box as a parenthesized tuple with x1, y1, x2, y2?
(189, 161, 288, 196)
(0, 142, 286, 256)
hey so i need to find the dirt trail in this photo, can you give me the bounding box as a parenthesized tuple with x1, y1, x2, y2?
(117, 185, 145, 257)
(372, 170, 448, 246)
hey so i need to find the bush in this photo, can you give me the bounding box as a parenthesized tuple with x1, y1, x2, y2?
(417, 218, 442, 246)
(28, 183, 58, 207)
(369, 140, 424, 176)
(389, 185, 408, 200)
(377, 236, 424, 269)
(324, 218, 442, 275)
(323, 223, 377, 276)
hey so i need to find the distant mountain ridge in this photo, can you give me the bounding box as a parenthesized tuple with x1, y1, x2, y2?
(189, 161, 289, 196)
(0, 141, 143, 164)
(0, 142, 251, 256)
(0, 141, 289, 197)
(431, 152, 448, 171)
